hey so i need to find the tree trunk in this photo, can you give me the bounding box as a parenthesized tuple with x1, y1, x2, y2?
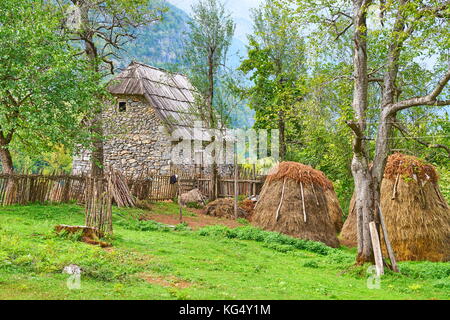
(278, 109, 286, 160)
(351, 0, 375, 264)
(0, 146, 14, 174)
(0, 138, 16, 205)
(90, 116, 105, 178)
(211, 162, 219, 200)
(79, 3, 109, 233)
(207, 53, 219, 200)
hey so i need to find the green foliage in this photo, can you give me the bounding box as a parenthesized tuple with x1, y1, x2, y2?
(437, 164, 450, 204)
(183, 0, 236, 127)
(0, 203, 449, 300)
(116, 218, 171, 232)
(10, 145, 73, 174)
(0, 231, 151, 282)
(0, 0, 103, 168)
(174, 222, 191, 232)
(197, 225, 333, 255)
(239, 0, 307, 158)
(398, 262, 450, 280)
(236, 218, 250, 225)
(122, 3, 190, 69)
(303, 260, 320, 269)
(185, 202, 203, 209)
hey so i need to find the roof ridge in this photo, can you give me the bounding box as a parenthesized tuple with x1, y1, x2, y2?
(129, 61, 187, 78)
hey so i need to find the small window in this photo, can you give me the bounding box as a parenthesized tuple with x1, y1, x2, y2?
(118, 101, 127, 112)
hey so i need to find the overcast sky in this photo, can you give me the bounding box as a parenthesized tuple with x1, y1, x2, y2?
(166, 0, 264, 43)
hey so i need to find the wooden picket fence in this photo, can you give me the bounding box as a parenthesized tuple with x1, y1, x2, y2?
(0, 168, 266, 206)
(0, 173, 87, 205)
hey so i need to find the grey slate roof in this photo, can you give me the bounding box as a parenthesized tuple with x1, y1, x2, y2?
(108, 61, 204, 138)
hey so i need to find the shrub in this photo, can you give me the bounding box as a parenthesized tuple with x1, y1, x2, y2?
(433, 279, 450, 289)
(198, 225, 334, 256)
(237, 218, 250, 225)
(174, 222, 190, 231)
(398, 262, 450, 280)
(116, 219, 170, 232)
(186, 202, 203, 209)
(262, 242, 294, 253)
(303, 260, 320, 268)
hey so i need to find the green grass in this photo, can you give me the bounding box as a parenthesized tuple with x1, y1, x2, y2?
(0, 203, 449, 300)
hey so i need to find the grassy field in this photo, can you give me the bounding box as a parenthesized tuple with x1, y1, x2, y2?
(0, 203, 449, 300)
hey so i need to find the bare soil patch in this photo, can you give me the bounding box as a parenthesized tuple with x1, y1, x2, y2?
(140, 208, 243, 230)
(140, 273, 192, 289)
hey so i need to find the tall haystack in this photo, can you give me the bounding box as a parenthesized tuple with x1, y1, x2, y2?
(340, 153, 450, 262)
(252, 162, 342, 248)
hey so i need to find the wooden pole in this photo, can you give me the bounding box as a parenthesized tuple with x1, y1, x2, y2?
(300, 182, 307, 222)
(378, 205, 399, 272)
(234, 149, 238, 219)
(275, 177, 287, 222)
(178, 182, 183, 223)
(392, 174, 400, 200)
(369, 221, 384, 277)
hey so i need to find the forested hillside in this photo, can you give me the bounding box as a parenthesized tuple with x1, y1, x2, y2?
(120, 3, 246, 71)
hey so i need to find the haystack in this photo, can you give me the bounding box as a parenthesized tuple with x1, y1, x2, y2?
(179, 188, 205, 207)
(251, 162, 342, 248)
(203, 198, 248, 219)
(340, 153, 450, 261)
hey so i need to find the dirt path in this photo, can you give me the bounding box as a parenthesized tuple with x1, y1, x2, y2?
(140, 208, 243, 230)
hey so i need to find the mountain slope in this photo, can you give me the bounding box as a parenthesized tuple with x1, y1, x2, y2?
(120, 3, 246, 70)
(118, 2, 254, 127)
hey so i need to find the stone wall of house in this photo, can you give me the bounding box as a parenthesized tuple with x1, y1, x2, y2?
(72, 95, 172, 176)
(72, 95, 235, 177)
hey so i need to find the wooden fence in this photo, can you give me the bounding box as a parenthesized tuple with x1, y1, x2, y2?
(0, 169, 266, 206)
(0, 173, 88, 205)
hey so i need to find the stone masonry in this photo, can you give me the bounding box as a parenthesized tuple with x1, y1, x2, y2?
(72, 95, 173, 176)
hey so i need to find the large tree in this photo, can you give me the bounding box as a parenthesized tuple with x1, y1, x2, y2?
(288, 0, 450, 263)
(183, 0, 235, 200)
(59, 0, 163, 178)
(56, 0, 162, 233)
(0, 0, 100, 175)
(240, 0, 306, 160)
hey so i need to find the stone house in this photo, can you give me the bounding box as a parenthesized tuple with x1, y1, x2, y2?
(72, 61, 214, 177)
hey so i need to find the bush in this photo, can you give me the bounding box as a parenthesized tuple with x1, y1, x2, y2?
(198, 225, 334, 256)
(398, 262, 450, 280)
(116, 219, 170, 232)
(325, 250, 355, 265)
(433, 279, 450, 289)
(262, 242, 294, 253)
(237, 218, 250, 225)
(303, 260, 320, 268)
(174, 222, 190, 231)
(186, 202, 203, 209)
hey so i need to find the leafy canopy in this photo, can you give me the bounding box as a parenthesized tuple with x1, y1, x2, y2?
(0, 0, 103, 156)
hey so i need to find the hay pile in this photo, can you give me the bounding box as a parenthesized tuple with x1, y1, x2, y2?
(240, 199, 256, 219)
(340, 153, 450, 261)
(339, 194, 357, 248)
(252, 162, 342, 248)
(179, 188, 205, 207)
(203, 198, 247, 219)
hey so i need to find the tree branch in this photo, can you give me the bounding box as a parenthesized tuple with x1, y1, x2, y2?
(389, 67, 450, 113)
(392, 120, 450, 158)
